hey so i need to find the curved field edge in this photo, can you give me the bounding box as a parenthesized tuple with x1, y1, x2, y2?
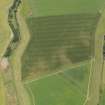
(85, 6, 105, 105)
(9, 5, 31, 105)
(24, 62, 91, 105)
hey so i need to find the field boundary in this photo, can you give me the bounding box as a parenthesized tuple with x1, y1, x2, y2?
(83, 59, 94, 105)
(26, 86, 36, 105)
(24, 60, 91, 84)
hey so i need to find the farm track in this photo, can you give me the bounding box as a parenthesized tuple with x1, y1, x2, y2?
(85, 9, 105, 105)
(1, 67, 20, 105)
(9, 13, 32, 105)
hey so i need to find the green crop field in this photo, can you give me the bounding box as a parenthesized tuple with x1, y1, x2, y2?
(99, 90, 105, 105)
(22, 14, 99, 79)
(22, 0, 105, 17)
(24, 62, 91, 105)
(21, 0, 105, 80)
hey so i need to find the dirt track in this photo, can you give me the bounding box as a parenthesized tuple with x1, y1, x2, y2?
(85, 8, 105, 105)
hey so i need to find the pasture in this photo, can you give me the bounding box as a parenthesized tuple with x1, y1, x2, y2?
(24, 62, 91, 105)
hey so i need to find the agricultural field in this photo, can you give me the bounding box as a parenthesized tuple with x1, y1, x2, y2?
(21, 13, 100, 79)
(22, 0, 105, 17)
(24, 62, 91, 105)
(99, 90, 105, 105)
(21, 0, 105, 80)
(0, 0, 105, 105)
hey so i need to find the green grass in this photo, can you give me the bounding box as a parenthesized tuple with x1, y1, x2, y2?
(0, 76, 5, 105)
(24, 62, 90, 105)
(22, 14, 99, 79)
(0, 0, 13, 105)
(22, 0, 105, 17)
(99, 89, 105, 105)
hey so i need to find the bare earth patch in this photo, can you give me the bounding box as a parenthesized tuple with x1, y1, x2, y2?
(0, 57, 9, 70)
